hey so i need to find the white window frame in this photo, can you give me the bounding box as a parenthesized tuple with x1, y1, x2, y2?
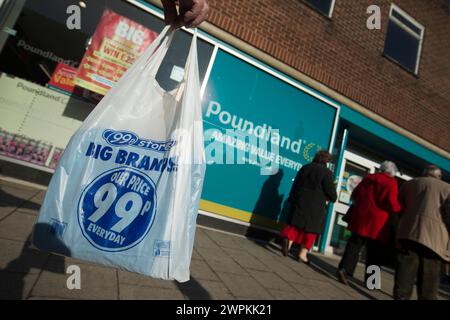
(385, 3, 425, 75)
(329, 0, 336, 18)
(304, 0, 336, 18)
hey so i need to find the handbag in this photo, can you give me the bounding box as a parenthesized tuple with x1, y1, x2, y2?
(342, 205, 354, 223)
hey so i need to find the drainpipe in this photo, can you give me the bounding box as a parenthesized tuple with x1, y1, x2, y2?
(319, 128, 349, 253)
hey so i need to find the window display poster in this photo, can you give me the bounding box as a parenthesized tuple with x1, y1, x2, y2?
(339, 170, 363, 204)
(48, 63, 77, 93)
(74, 9, 158, 95)
(48, 63, 104, 103)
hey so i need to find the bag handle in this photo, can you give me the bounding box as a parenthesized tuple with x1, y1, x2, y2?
(173, 29, 199, 101)
(147, 29, 176, 78)
(144, 27, 200, 84)
(179, 28, 198, 84)
(114, 25, 174, 85)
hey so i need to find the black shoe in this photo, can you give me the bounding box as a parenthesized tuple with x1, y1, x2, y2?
(337, 269, 349, 286)
(282, 238, 289, 256)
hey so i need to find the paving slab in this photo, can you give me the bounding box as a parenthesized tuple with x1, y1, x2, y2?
(217, 273, 272, 299)
(176, 277, 215, 300)
(15, 205, 40, 216)
(0, 180, 41, 192)
(30, 191, 46, 204)
(31, 257, 118, 300)
(270, 289, 308, 300)
(202, 229, 246, 250)
(196, 246, 247, 275)
(250, 270, 296, 292)
(189, 259, 220, 281)
(1, 185, 39, 202)
(0, 238, 49, 274)
(118, 270, 178, 289)
(222, 247, 271, 272)
(0, 207, 16, 220)
(189, 279, 235, 300)
(193, 228, 222, 249)
(191, 248, 203, 261)
(0, 211, 37, 242)
(120, 284, 184, 300)
(0, 271, 39, 299)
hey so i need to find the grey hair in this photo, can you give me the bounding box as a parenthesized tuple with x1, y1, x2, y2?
(422, 165, 442, 179)
(379, 161, 398, 177)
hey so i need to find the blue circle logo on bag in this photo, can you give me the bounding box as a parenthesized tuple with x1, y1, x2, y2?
(78, 167, 157, 252)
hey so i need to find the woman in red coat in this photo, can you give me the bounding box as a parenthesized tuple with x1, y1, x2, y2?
(337, 161, 402, 285)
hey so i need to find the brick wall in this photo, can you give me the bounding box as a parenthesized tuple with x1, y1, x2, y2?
(206, 0, 450, 151)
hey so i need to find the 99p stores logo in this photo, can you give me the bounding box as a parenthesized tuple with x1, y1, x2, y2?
(102, 129, 176, 153)
(78, 167, 157, 252)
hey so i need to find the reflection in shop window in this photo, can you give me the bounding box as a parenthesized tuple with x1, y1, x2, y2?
(0, 0, 214, 172)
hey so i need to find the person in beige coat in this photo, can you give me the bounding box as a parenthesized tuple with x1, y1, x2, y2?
(394, 165, 450, 300)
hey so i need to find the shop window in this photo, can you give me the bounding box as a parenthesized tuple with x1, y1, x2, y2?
(303, 0, 335, 18)
(338, 161, 367, 205)
(383, 4, 424, 75)
(0, 0, 214, 172)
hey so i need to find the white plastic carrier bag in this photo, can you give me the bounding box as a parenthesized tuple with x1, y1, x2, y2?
(32, 26, 206, 282)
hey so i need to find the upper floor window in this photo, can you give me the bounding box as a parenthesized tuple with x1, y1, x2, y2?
(304, 0, 335, 18)
(383, 4, 425, 75)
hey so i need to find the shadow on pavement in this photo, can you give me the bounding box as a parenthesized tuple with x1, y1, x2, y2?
(307, 255, 381, 300)
(175, 277, 212, 300)
(0, 188, 41, 212)
(0, 223, 70, 299)
(250, 237, 382, 300)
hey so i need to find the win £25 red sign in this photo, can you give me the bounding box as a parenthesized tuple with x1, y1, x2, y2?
(74, 9, 158, 95)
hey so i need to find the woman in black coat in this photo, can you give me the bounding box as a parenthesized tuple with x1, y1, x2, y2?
(280, 150, 337, 263)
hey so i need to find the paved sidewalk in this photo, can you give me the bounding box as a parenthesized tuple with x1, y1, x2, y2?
(1, 177, 449, 300)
